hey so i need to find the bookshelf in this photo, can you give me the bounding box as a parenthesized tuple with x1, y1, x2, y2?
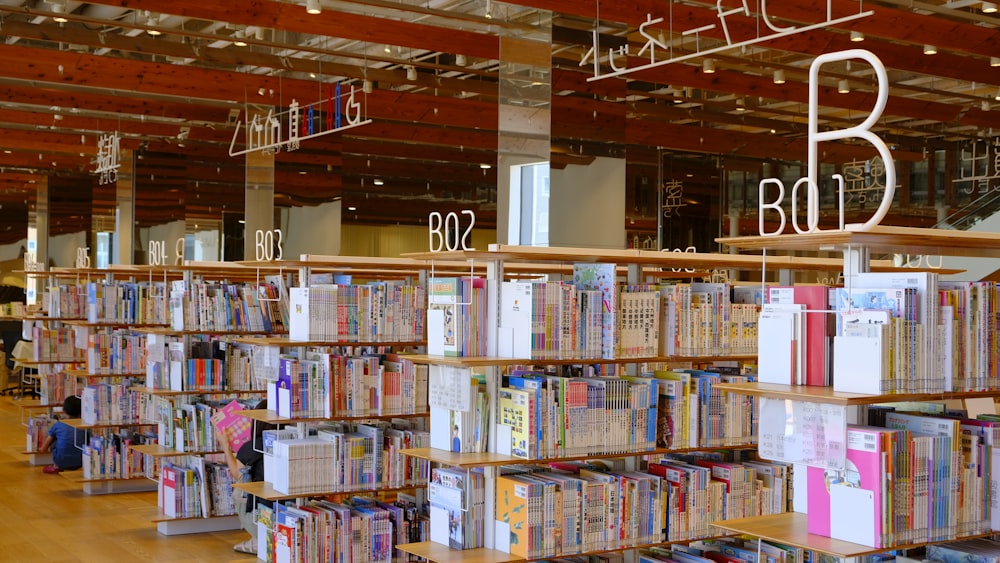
(394, 246, 802, 561)
(713, 225, 1000, 557)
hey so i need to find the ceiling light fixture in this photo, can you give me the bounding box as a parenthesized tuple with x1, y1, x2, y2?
(923, 44, 937, 55)
(406, 65, 417, 81)
(363, 79, 373, 94)
(703, 59, 715, 74)
(373, 179, 384, 186)
(50, 2, 68, 23)
(384, 45, 392, 53)
(983, 2, 998, 12)
(995, 88, 1000, 101)
(145, 11, 161, 35)
(838, 79, 850, 93)
(735, 98, 746, 111)
(983, 100, 992, 112)
(306, 0, 322, 15)
(773, 69, 786, 84)
(455, 54, 467, 67)
(258, 87, 266, 96)
(992, 57, 1000, 67)
(347, 206, 357, 211)
(233, 30, 247, 47)
(479, 163, 492, 169)
(850, 31, 865, 42)
(485, 0, 492, 19)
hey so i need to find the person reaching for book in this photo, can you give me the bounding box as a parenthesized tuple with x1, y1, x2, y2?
(215, 399, 274, 556)
(39, 395, 86, 474)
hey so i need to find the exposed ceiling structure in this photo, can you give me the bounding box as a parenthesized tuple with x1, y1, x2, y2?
(0, 0, 996, 245)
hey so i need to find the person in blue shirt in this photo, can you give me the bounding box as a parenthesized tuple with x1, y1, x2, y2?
(39, 395, 86, 474)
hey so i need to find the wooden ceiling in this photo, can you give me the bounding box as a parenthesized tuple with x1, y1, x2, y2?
(0, 0, 996, 245)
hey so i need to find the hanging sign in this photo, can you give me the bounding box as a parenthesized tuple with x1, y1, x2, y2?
(757, 49, 895, 235)
(585, 3, 872, 82)
(95, 131, 121, 185)
(229, 84, 371, 157)
(954, 138, 1000, 195)
(662, 180, 686, 218)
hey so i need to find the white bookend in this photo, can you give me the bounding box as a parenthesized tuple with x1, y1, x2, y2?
(833, 333, 886, 395)
(756, 308, 798, 385)
(288, 287, 310, 341)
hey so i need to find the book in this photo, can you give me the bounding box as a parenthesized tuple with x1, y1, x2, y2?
(768, 286, 829, 386)
(427, 277, 463, 357)
(209, 400, 251, 453)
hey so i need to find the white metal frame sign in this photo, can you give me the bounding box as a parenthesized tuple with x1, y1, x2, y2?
(229, 84, 372, 157)
(584, 1, 872, 82)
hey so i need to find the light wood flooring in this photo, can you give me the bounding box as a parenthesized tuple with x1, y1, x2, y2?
(0, 395, 252, 562)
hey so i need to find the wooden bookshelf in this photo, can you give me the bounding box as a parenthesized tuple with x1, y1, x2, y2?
(396, 542, 523, 563)
(232, 480, 425, 501)
(131, 386, 266, 397)
(133, 327, 283, 336)
(238, 408, 429, 424)
(715, 512, 997, 558)
(713, 381, 1000, 406)
(20, 358, 83, 366)
(399, 448, 522, 468)
(716, 224, 1000, 258)
(153, 513, 240, 536)
(62, 320, 169, 328)
(129, 444, 222, 457)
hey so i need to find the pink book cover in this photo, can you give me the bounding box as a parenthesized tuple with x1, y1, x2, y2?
(842, 426, 885, 545)
(210, 400, 251, 453)
(769, 286, 829, 386)
(806, 465, 832, 536)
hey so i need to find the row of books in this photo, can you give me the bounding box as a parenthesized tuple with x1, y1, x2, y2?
(86, 329, 147, 375)
(47, 283, 87, 319)
(484, 367, 756, 460)
(428, 466, 486, 550)
(168, 280, 289, 333)
(86, 281, 169, 325)
(153, 397, 257, 453)
(25, 415, 52, 452)
(82, 428, 156, 480)
(32, 325, 83, 362)
(256, 493, 427, 563)
(159, 458, 236, 519)
(664, 283, 760, 358)
(37, 363, 81, 406)
(426, 276, 489, 357)
(288, 282, 427, 342)
(638, 536, 828, 563)
(80, 380, 150, 425)
(486, 454, 790, 559)
(808, 410, 1000, 548)
(263, 419, 431, 495)
(147, 336, 262, 392)
(272, 352, 428, 419)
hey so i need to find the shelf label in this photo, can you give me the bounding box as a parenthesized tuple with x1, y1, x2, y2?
(427, 364, 472, 412)
(75, 247, 91, 269)
(428, 210, 475, 252)
(254, 229, 284, 261)
(758, 397, 847, 470)
(148, 240, 168, 266)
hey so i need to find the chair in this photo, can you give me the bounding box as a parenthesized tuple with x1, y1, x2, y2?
(6, 340, 35, 398)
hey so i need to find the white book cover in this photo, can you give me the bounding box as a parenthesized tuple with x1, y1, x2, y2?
(499, 281, 533, 358)
(288, 287, 310, 341)
(833, 330, 886, 395)
(756, 307, 799, 385)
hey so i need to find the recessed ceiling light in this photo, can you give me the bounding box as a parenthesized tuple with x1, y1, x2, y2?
(983, 2, 998, 13)
(479, 163, 492, 169)
(923, 44, 937, 55)
(373, 179, 384, 186)
(347, 206, 357, 211)
(298, 171, 307, 175)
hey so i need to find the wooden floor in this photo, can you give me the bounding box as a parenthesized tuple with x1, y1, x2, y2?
(0, 395, 252, 562)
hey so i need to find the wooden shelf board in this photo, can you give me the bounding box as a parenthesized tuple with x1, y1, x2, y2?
(64, 418, 157, 429)
(16, 400, 59, 410)
(75, 476, 153, 484)
(715, 512, 996, 558)
(232, 480, 424, 501)
(62, 320, 168, 328)
(131, 386, 266, 397)
(238, 408, 429, 424)
(403, 354, 756, 368)
(151, 512, 236, 523)
(129, 444, 221, 457)
(20, 359, 83, 366)
(233, 336, 426, 347)
(395, 542, 523, 563)
(399, 448, 522, 468)
(717, 225, 1000, 258)
(133, 328, 283, 336)
(713, 382, 1000, 406)
(66, 369, 145, 378)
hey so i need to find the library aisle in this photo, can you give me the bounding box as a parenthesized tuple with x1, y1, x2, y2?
(0, 396, 248, 562)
